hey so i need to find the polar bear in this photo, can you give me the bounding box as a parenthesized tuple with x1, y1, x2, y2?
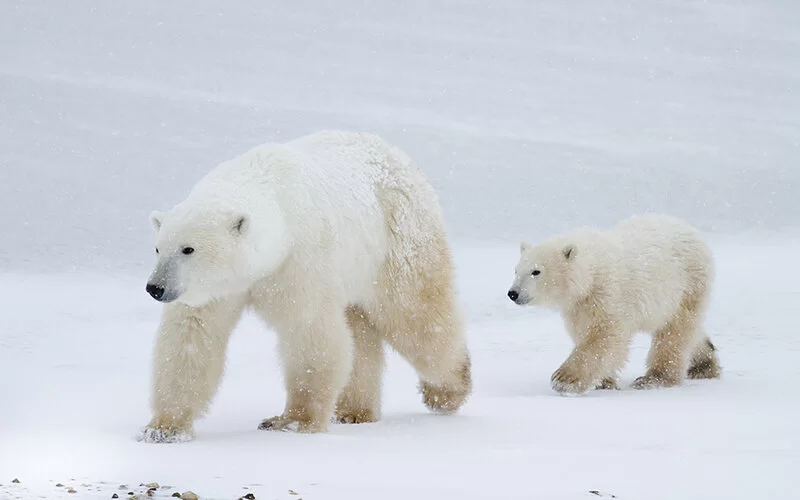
(507, 214, 721, 394)
(138, 130, 471, 443)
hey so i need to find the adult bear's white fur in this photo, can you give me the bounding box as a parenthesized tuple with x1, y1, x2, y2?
(139, 130, 471, 442)
(508, 214, 721, 394)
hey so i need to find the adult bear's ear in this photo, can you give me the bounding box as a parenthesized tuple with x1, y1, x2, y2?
(233, 215, 248, 235)
(563, 244, 576, 260)
(520, 242, 532, 254)
(150, 211, 164, 232)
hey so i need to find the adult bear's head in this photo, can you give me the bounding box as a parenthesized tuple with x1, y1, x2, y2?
(146, 197, 290, 307)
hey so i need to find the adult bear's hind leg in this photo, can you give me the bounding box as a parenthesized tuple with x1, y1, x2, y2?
(376, 180, 471, 414)
(335, 305, 385, 424)
(687, 335, 721, 380)
(257, 301, 353, 433)
(378, 288, 472, 415)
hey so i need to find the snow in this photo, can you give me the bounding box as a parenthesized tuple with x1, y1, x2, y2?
(1, 0, 799, 499)
(2, 241, 800, 499)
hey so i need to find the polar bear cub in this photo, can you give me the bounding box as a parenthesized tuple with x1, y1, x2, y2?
(139, 130, 471, 442)
(508, 214, 721, 394)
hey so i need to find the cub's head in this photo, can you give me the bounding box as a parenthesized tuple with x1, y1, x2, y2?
(507, 235, 592, 309)
(146, 203, 289, 307)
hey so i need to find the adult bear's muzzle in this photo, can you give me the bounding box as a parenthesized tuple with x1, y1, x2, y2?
(146, 283, 165, 301)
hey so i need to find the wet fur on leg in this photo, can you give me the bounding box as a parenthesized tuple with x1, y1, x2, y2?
(687, 338, 722, 379)
(420, 354, 472, 414)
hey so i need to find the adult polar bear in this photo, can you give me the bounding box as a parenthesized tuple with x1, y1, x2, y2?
(139, 130, 471, 443)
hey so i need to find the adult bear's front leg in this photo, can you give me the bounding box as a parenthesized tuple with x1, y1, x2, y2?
(138, 296, 245, 443)
(258, 306, 353, 433)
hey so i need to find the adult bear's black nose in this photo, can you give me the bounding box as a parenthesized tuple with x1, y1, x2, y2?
(507, 290, 519, 302)
(146, 283, 165, 300)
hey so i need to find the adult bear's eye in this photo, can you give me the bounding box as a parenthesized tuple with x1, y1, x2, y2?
(155, 248, 159, 254)
(182, 247, 195, 255)
(532, 270, 541, 276)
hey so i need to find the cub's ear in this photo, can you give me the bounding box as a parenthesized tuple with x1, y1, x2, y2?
(563, 244, 576, 260)
(149, 211, 164, 232)
(233, 215, 248, 235)
(520, 242, 532, 254)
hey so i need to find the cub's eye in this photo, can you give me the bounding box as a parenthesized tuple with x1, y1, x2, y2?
(155, 248, 159, 254)
(182, 247, 195, 255)
(532, 270, 541, 276)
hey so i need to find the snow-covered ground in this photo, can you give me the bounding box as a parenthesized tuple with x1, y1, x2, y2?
(2, 240, 799, 500)
(2, 1, 799, 499)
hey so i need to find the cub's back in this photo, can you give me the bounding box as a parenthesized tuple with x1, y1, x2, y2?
(608, 215, 713, 330)
(612, 215, 712, 270)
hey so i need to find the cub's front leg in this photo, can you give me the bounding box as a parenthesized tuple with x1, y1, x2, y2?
(551, 327, 628, 395)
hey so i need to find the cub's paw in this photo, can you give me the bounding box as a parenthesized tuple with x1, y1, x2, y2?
(595, 377, 619, 391)
(551, 366, 593, 395)
(258, 415, 326, 433)
(137, 425, 194, 444)
(631, 372, 679, 390)
(334, 409, 378, 424)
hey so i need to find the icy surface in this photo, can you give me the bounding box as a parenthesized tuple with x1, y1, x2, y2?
(1, 0, 799, 499)
(1, 241, 799, 499)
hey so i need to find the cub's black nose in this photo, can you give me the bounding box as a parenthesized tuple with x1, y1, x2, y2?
(507, 290, 519, 302)
(146, 283, 165, 300)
